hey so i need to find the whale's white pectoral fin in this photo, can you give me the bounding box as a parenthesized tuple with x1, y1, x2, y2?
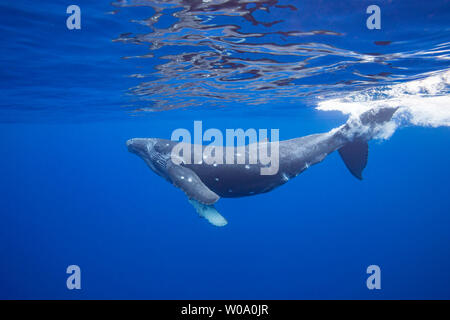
(168, 164, 220, 205)
(188, 199, 228, 227)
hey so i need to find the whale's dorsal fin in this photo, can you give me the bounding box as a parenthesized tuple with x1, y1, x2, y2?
(168, 164, 220, 205)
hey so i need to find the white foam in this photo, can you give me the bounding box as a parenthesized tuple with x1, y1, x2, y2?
(317, 69, 450, 137)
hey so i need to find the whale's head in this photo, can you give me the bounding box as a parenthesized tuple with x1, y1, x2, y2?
(127, 138, 171, 179)
(126, 138, 157, 159)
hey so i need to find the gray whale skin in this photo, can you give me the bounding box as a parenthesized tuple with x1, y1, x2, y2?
(127, 107, 398, 227)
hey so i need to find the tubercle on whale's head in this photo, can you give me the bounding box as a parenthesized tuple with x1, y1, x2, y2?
(126, 138, 157, 158)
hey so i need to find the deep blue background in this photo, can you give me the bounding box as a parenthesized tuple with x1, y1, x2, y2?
(1, 112, 450, 299)
(0, 0, 450, 299)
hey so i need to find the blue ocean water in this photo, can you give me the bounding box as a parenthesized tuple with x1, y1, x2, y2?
(1, 0, 450, 299)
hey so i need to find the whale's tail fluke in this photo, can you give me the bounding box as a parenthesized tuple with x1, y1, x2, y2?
(336, 107, 398, 180)
(358, 107, 399, 127)
(338, 139, 368, 180)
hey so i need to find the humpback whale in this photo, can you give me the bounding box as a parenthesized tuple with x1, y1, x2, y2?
(127, 107, 398, 227)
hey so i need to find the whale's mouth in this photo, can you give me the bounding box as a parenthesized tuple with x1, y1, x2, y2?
(126, 139, 133, 149)
(126, 138, 136, 153)
(127, 138, 146, 155)
(126, 138, 157, 156)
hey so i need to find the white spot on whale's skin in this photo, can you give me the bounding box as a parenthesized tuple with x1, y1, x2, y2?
(166, 143, 169, 146)
(215, 177, 219, 181)
(245, 165, 250, 169)
(188, 177, 192, 182)
(213, 163, 218, 167)
(282, 172, 289, 182)
(181, 176, 185, 180)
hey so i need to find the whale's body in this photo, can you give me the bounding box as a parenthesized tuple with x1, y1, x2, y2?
(127, 107, 397, 226)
